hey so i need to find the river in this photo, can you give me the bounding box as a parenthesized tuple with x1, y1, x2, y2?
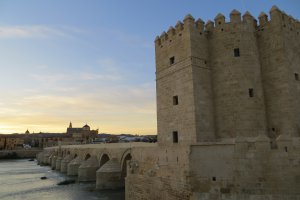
(0, 159, 124, 200)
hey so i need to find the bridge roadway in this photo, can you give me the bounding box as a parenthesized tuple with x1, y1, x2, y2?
(36, 142, 156, 189)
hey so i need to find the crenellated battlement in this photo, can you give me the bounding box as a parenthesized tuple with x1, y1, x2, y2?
(155, 5, 300, 47)
(258, 5, 300, 34)
(155, 9, 255, 46)
(155, 14, 206, 47)
(269, 5, 300, 27)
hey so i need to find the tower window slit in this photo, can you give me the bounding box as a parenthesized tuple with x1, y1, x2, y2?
(249, 88, 254, 97)
(173, 131, 178, 143)
(173, 96, 178, 105)
(234, 48, 240, 57)
(169, 56, 175, 65)
(295, 73, 299, 81)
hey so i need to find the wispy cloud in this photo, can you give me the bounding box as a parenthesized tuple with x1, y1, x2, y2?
(80, 73, 121, 81)
(30, 71, 122, 83)
(0, 25, 88, 39)
(12, 82, 156, 113)
(0, 82, 157, 134)
(0, 26, 65, 38)
(30, 73, 68, 83)
(30, 57, 125, 84)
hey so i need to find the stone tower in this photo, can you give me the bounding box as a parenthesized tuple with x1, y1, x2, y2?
(155, 15, 215, 145)
(257, 6, 300, 139)
(155, 5, 300, 145)
(209, 10, 267, 139)
(125, 6, 300, 200)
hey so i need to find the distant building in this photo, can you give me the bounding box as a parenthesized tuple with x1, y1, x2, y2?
(0, 123, 99, 150)
(67, 122, 98, 143)
(0, 134, 25, 150)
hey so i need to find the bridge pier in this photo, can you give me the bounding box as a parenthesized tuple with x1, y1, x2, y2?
(96, 158, 123, 189)
(38, 152, 49, 165)
(55, 156, 62, 171)
(51, 155, 57, 170)
(48, 154, 54, 165)
(36, 152, 43, 165)
(78, 155, 99, 182)
(61, 154, 72, 173)
(43, 153, 50, 165)
(67, 156, 82, 176)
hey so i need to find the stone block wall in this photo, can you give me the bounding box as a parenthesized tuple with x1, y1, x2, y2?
(258, 7, 300, 138)
(189, 137, 300, 199)
(126, 174, 191, 200)
(155, 6, 300, 144)
(126, 145, 192, 199)
(209, 11, 267, 139)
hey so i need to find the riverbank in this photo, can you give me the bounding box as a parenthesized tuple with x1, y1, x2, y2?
(0, 149, 42, 159)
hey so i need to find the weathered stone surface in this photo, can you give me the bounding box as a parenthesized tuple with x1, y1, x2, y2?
(67, 156, 82, 176)
(60, 154, 72, 173)
(51, 155, 57, 170)
(42, 153, 50, 165)
(78, 156, 99, 182)
(96, 158, 123, 189)
(55, 156, 62, 171)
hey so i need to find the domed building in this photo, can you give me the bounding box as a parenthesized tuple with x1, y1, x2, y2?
(82, 124, 90, 131)
(66, 122, 98, 144)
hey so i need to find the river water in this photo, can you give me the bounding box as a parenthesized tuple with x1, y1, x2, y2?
(0, 159, 124, 200)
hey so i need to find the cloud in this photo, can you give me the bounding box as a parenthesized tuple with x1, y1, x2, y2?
(29, 57, 126, 84)
(0, 25, 87, 39)
(1, 55, 156, 134)
(80, 73, 121, 81)
(30, 73, 68, 83)
(0, 81, 157, 134)
(0, 25, 65, 38)
(13, 82, 156, 114)
(30, 71, 122, 84)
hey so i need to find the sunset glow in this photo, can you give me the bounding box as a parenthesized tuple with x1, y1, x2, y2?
(0, 0, 299, 134)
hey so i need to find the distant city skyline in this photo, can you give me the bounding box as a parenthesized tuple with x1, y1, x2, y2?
(0, 0, 299, 134)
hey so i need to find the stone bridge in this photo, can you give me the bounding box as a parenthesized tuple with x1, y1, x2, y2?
(36, 142, 155, 189)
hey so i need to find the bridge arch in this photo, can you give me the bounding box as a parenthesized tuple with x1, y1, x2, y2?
(99, 153, 110, 167)
(84, 153, 91, 160)
(121, 149, 132, 179)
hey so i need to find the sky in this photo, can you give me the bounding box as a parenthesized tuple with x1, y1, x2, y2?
(0, 0, 299, 135)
